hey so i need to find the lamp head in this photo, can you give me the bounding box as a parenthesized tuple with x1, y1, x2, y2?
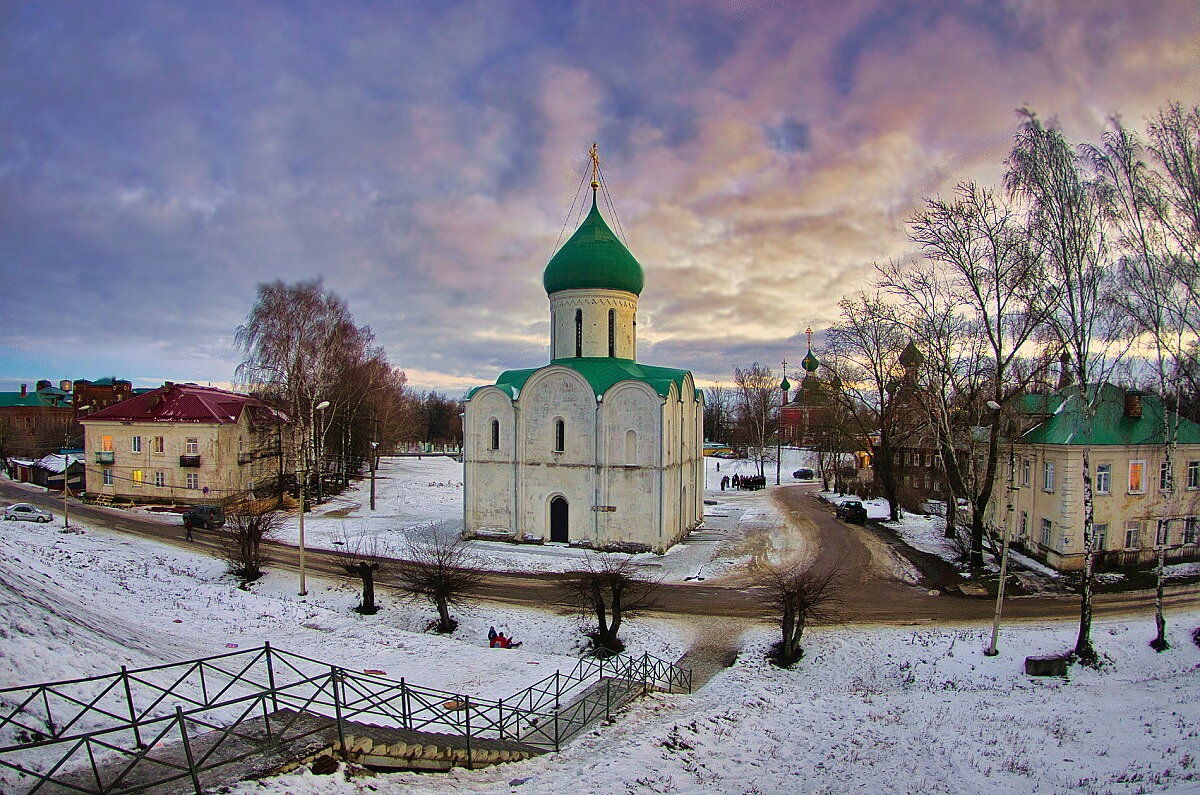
(315, 400, 331, 411)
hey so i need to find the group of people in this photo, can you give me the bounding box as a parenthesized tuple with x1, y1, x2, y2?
(719, 473, 767, 491)
(487, 626, 521, 649)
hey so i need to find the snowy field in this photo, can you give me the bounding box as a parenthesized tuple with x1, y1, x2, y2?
(4, 455, 1200, 793)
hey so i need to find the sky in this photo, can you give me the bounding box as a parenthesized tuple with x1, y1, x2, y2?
(2, 1, 1198, 397)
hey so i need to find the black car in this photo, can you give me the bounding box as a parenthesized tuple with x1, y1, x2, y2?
(792, 468, 815, 480)
(182, 505, 225, 530)
(835, 499, 867, 524)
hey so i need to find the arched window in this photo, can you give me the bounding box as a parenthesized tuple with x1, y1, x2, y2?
(608, 309, 615, 357)
(575, 309, 583, 357)
(625, 429, 637, 465)
(490, 419, 500, 451)
(554, 419, 565, 452)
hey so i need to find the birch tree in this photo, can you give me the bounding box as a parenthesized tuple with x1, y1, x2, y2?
(733, 363, 778, 477)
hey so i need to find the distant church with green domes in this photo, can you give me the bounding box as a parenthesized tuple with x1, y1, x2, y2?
(462, 149, 704, 552)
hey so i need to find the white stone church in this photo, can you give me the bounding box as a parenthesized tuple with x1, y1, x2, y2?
(463, 181, 704, 552)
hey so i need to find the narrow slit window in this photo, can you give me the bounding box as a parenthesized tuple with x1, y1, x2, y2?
(608, 309, 615, 357)
(575, 309, 583, 357)
(490, 419, 500, 451)
(555, 419, 565, 452)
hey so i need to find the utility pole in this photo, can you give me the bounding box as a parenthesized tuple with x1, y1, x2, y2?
(777, 361, 789, 486)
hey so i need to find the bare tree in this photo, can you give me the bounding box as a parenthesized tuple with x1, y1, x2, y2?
(704, 383, 735, 445)
(825, 294, 916, 521)
(881, 182, 1050, 567)
(334, 527, 388, 615)
(393, 524, 483, 633)
(217, 504, 282, 583)
(755, 562, 841, 667)
(733, 363, 777, 477)
(1006, 108, 1124, 665)
(560, 554, 659, 656)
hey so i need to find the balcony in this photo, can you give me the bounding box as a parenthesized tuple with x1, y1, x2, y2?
(95, 451, 114, 465)
(179, 455, 201, 468)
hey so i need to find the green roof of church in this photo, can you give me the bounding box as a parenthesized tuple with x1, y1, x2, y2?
(1020, 383, 1200, 446)
(802, 349, 819, 372)
(542, 194, 644, 296)
(477, 358, 692, 400)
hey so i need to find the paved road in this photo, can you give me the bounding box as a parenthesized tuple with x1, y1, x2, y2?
(3, 480, 1196, 624)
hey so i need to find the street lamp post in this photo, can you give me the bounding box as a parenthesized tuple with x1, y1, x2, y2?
(985, 400, 1015, 657)
(298, 399, 330, 597)
(369, 440, 379, 511)
(777, 361, 790, 486)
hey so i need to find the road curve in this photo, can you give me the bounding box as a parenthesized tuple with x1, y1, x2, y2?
(2, 481, 1196, 624)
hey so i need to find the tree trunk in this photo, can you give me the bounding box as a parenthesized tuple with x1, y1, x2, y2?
(1073, 447, 1097, 665)
(1152, 542, 1168, 651)
(361, 566, 377, 614)
(436, 594, 453, 633)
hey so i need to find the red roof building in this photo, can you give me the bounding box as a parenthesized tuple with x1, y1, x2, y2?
(80, 383, 288, 505)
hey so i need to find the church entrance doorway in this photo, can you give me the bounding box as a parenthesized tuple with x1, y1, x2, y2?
(550, 496, 569, 543)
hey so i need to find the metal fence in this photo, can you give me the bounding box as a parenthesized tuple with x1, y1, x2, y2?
(0, 643, 691, 794)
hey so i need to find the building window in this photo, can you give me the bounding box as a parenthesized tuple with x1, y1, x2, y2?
(102, 435, 113, 452)
(1042, 461, 1055, 492)
(924, 453, 933, 467)
(1040, 518, 1052, 547)
(1019, 512, 1028, 540)
(608, 309, 615, 357)
(154, 471, 165, 487)
(186, 473, 198, 489)
(489, 419, 500, 451)
(1022, 458, 1031, 487)
(1095, 464, 1110, 495)
(1128, 460, 1145, 494)
(186, 438, 199, 455)
(1160, 460, 1174, 492)
(575, 309, 583, 358)
(1124, 521, 1140, 549)
(154, 436, 164, 454)
(131, 470, 143, 488)
(1094, 523, 1107, 551)
(1188, 461, 1200, 489)
(1184, 518, 1198, 545)
(554, 419, 565, 453)
(131, 436, 142, 453)
(1156, 520, 1171, 547)
(103, 469, 113, 486)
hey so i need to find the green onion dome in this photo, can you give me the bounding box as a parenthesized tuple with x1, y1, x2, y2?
(543, 194, 644, 296)
(802, 349, 820, 373)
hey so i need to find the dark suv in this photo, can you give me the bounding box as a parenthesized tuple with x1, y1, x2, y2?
(835, 499, 867, 524)
(182, 505, 225, 530)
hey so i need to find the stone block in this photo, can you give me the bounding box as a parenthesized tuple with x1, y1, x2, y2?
(1025, 655, 1070, 677)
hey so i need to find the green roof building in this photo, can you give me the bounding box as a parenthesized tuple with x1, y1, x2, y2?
(463, 155, 703, 553)
(995, 382, 1200, 572)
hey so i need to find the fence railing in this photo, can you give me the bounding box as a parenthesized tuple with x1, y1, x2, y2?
(0, 643, 690, 794)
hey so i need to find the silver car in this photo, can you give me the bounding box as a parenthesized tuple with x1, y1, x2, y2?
(4, 503, 53, 523)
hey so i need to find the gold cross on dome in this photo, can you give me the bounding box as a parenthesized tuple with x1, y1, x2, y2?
(589, 142, 600, 188)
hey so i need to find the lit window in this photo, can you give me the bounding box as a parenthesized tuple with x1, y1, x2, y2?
(1042, 462, 1055, 492)
(186, 438, 199, 455)
(1128, 460, 1145, 494)
(1095, 464, 1111, 495)
(131, 436, 141, 453)
(102, 435, 113, 452)
(131, 470, 143, 488)
(186, 473, 198, 490)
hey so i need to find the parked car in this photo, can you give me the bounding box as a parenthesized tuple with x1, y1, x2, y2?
(4, 503, 53, 523)
(182, 505, 225, 530)
(835, 499, 867, 524)
(792, 468, 815, 480)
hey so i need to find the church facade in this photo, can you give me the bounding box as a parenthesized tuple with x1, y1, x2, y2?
(462, 186, 704, 553)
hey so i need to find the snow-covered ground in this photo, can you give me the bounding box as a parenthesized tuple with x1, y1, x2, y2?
(4, 455, 1200, 793)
